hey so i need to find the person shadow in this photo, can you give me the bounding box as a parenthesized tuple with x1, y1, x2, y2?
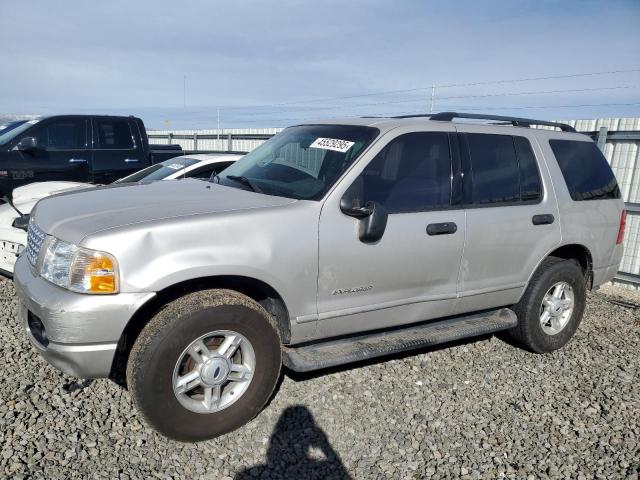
(235, 405, 352, 480)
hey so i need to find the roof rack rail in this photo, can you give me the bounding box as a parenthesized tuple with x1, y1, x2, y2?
(392, 114, 432, 119)
(428, 111, 576, 133)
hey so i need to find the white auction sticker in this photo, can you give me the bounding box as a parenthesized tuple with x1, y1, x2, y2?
(309, 137, 355, 153)
(167, 163, 184, 170)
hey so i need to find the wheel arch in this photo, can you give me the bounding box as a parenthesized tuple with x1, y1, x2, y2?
(109, 275, 291, 385)
(547, 244, 593, 281)
(527, 243, 593, 282)
(523, 243, 593, 299)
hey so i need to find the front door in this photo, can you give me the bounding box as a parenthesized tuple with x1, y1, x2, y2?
(316, 127, 465, 339)
(91, 117, 147, 184)
(5, 117, 90, 192)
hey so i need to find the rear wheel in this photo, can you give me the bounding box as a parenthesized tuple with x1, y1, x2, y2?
(126, 289, 282, 441)
(509, 257, 587, 353)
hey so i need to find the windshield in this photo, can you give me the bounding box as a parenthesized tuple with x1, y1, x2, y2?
(0, 119, 40, 145)
(218, 125, 379, 200)
(116, 157, 200, 183)
(0, 120, 27, 135)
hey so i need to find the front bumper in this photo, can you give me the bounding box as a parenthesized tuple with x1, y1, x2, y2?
(13, 255, 155, 378)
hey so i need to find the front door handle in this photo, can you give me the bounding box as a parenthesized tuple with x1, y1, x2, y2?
(532, 214, 555, 225)
(427, 222, 457, 236)
(124, 158, 140, 163)
(68, 158, 88, 163)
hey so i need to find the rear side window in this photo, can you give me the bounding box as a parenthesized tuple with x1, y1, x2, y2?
(348, 132, 452, 213)
(464, 134, 542, 205)
(96, 120, 134, 149)
(467, 134, 520, 204)
(549, 140, 621, 201)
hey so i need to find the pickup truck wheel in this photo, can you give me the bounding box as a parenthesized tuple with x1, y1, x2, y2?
(126, 289, 282, 442)
(509, 257, 586, 353)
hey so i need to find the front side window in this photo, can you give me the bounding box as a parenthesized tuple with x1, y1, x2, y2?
(549, 139, 620, 201)
(96, 119, 134, 149)
(345, 132, 452, 213)
(218, 125, 379, 200)
(29, 119, 86, 150)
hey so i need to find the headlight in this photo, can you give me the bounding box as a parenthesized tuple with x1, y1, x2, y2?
(40, 238, 119, 294)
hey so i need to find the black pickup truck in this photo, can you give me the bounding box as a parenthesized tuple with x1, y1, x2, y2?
(0, 115, 182, 197)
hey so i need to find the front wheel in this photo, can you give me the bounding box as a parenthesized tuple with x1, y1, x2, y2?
(509, 257, 587, 353)
(126, 289, 282, 442)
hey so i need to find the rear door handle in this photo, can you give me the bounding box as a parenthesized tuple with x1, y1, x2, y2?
(427, 222, 457, 236)
(68, 158, 87, 163)
(124, 158, 140, 163)
(532, 214, 555, 226)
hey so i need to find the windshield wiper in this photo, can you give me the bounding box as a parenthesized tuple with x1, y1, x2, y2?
(226, 175, 263, 193)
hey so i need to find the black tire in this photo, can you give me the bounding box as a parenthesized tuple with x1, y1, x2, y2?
(126, 289, 282, 442)
(508, 257, 587, 353)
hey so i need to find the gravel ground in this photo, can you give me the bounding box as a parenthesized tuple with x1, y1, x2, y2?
(1, 277, 638, 479)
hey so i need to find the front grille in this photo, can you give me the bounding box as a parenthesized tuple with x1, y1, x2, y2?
(26, 221, 46, 267)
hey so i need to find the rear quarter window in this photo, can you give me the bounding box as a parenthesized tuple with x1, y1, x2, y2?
(549, 140, 620, 201)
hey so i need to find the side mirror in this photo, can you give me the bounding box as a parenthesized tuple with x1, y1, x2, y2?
(340, 197, 388, 243)
(17, 137, 38, 152)
(12, 214, 30, 231)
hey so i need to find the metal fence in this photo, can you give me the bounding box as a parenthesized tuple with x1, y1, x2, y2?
(148, 128, 282, 153)
(149, 117, 640, 286)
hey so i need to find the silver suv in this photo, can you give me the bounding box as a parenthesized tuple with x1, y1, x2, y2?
(14, 112, 626, 441)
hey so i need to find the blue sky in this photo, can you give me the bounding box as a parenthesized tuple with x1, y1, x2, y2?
(2, 0, 639, 129)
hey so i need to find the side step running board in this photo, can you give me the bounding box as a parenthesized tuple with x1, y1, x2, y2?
(283, 308, 518, 372)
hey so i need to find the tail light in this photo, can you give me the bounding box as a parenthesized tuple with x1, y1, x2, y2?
(616, 209, 627, 245)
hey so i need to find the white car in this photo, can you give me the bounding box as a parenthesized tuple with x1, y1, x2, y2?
(0, 153, 240, 276)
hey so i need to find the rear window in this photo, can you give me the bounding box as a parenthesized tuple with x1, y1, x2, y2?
(549, 140, 620, 201)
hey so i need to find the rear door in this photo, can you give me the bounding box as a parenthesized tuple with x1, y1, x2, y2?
(454, 126, 561, 314)
(5, 116, 90, 189)
(91, 117, 147, 183)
